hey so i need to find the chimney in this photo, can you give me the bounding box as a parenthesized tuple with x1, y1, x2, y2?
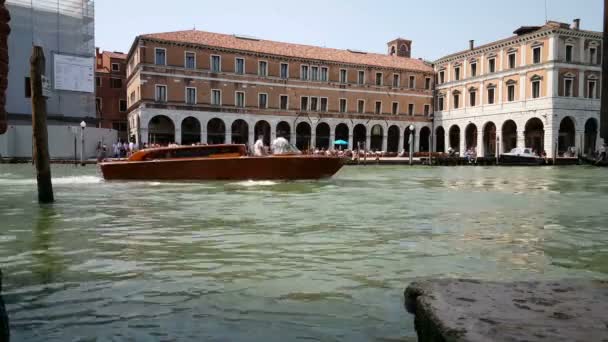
(469, 40, 475, 50)
(572, 18, 580, 30)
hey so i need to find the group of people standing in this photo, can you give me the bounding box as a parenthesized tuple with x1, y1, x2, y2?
(112, 140, 137, 158)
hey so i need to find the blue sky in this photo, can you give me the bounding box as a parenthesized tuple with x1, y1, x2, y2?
(95, 0, 603, 61)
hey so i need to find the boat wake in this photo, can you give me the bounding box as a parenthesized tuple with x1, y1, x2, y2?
(0, 175, 103, 185)
(230, 180, 278, 187)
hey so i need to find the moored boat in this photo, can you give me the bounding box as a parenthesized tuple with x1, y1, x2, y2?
(99, 144, 347, 181)
(498, 147, 545, 166)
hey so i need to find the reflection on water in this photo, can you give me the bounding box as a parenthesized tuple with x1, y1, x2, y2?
(0, 164, 607, 341)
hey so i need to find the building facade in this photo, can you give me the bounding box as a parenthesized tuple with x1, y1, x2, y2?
(433, 20, 604, 158)
(95, 48, 127, 140)
(125, 30, 435, 152)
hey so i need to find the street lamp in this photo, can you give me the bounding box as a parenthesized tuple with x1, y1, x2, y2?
(408, 124, 415, 166)
(80, 120, 86, 166)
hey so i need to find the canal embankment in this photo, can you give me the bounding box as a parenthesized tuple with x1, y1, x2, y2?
(404, 279, 608, 342)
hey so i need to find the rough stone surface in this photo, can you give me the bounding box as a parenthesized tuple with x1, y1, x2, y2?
(404, 279, 608, 342)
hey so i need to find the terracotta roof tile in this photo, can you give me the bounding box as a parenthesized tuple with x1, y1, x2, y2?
(141, 30, 434, 73)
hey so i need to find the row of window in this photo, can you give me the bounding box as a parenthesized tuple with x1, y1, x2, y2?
(95, 98, 127, 113)
(564, 44, 599, 64)
(439, 44, 600, 84)
(437, 77, 599, 111)
(95, 76, 123, 89)
(154, 48, 432, 89)
(153, 85, 430, 115)
(562, 78, 598, 98)
(438, 79, 543, 111)
(439, 47, 542, 84)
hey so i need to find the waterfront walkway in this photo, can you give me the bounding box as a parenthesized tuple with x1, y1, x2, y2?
(405, 279, 608, 342)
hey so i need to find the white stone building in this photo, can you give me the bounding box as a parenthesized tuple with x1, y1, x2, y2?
(433, 20, 603, 158)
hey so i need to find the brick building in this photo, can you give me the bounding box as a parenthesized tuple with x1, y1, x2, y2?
(125, 30, 435, 152)
(95, 48, 127, 140)
(433, 19, 604, 157)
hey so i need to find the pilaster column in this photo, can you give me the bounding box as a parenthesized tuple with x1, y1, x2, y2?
(201, 125, 207, 144)
(575, 129, 585, 155)
(382, 132, 388, 152)
(521, 43, 527, 65)
(578, 71, 585, 98)
(398, 130, 405, 152)
(310, 131, 316, 149)
(459, 129, 465, 154)
(289, 131, 296, 145)
(579, 37, 586, 63)
(225, 131, 232, 144)
(432, 127, 438, 152)
(548, 35, 557, 61)
(549, 69, 558, 97)
(545, 124, 557, 158)
(247, 126, 255, 147)
(517, 129, 525, 148)
(520, 74, 527, 101)
(498, 78, 503, 104)
(271, 124, 277, 141)
(348, 134, 354, 150)
(140, 127, 149, 145)
(445, 129, 451, 150)
(330, 132, 336, 149)
(365, 134, 371, 151)
(476, 128, 484, 157)
(480, 83, 485, 106)
(174, 128, 182, 144)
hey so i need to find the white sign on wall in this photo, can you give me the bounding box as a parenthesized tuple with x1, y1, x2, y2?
(53, 54, 94, 93)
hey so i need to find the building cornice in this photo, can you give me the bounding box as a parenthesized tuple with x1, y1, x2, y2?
(434, 28, 602, 65)
(137, 69, 434, 99)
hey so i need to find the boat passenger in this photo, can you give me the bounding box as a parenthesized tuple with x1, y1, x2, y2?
(271, 136, 290, 154)
(253, 135, 266, 156)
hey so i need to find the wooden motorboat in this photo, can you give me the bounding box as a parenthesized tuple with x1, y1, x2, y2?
(498, 147, 545, 166)
(99, 144, 348, 181)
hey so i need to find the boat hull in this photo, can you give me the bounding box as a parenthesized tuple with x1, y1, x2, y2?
(498, 154, 545, 166)
(99, 155, 347, 181)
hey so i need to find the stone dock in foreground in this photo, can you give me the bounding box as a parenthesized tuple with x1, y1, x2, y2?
(404, 279, 608, 342)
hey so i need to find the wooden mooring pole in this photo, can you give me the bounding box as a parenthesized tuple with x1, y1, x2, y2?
(601, 0, 608, 140)
(30, 46, 54, 203)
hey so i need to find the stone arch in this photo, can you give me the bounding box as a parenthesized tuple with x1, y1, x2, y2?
(449, 125, 460, 152)
(148, 115, 175, 145)
(231, 119, 249, 144)
(524, 118, 544, 153)
(482, 122, 496, 157)
(296, 121, 311, 151)
(353, 124, 367, 150)
(370, 124, 383, 151)
(502, 120, 517, 153)
(254, 120, 271, 146)
(207, 118, 226, 144)
(387, 125, 400, 153)
(181, 116, 201, 145)
(584, 117, 599, 155)
(315, 122, 331, 149)
(276, 121, 291, 141)
(419, 126, 431, 152)
(465, 123, 477, 150)
(334, 123, 349, 149)
(435, 126, 445, 152)
(558, 116, 576, 155)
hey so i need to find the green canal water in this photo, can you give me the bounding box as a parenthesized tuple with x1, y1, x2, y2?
(0, 164, 607, 341)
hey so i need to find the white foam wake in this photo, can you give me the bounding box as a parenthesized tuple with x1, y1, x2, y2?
(0, 175, 102, 185)
(231, 180, 278, 187)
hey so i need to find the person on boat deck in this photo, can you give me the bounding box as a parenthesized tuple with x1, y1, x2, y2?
(271, 136, 289, 154)
(254, 135, 266, 156)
